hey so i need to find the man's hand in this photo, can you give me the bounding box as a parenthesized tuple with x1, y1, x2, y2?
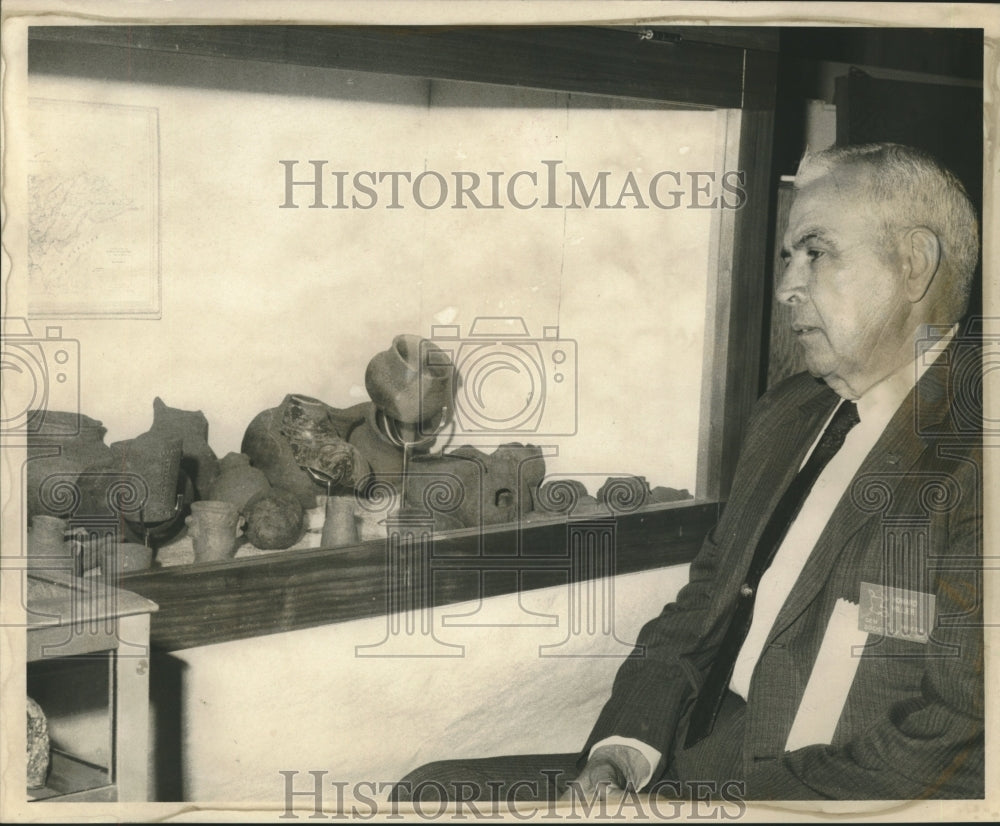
(559, 744, 650, 804)
(560, 755, 629, 804)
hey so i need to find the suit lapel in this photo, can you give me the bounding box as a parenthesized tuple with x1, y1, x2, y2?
(762, 344, 955, 645)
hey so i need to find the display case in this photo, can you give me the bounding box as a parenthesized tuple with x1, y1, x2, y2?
(26, 570, 158, 802)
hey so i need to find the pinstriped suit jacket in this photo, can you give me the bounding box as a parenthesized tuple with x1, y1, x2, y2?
(585, 346, 984, 799)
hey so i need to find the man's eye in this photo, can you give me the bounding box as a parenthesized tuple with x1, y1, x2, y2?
(807, 249, 824, 262)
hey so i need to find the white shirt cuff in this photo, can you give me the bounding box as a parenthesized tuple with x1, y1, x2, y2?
(588, 736, 662, 790)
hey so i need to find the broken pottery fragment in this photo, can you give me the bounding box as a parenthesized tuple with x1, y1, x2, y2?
(149, 397, 220, 497)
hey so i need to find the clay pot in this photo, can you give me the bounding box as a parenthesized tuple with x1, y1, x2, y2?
(207, 453, 271, 513)
(26, 412, 114, 519)
(99, 542, 154, 575)
(242, 396, 370, 508)
(149, 397, 220, 497)
(27, 411, 111, 467)
(24, 455, 81, 519)
(365, 335, 454, 425)
(186, 500, 245, 564)
(403, 443, 546, 528)
(110, 433, 184, 523)
(244, 489, 304, 550)
(27, 514, 74, 573)
(320, 494, 359, 548)
(347, 403, 405, 476)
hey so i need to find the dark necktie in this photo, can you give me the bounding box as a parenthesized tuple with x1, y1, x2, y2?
(684, 399, 861, 748)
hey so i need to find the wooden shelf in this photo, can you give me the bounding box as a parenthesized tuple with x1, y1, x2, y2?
(117, 499, 719, 652)
(27, 750, 113, 803)
(26, 576, 158, 802)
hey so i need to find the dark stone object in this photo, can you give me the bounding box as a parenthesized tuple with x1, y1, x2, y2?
(651, 485, 693, 503)
(26, 697, 50, 789)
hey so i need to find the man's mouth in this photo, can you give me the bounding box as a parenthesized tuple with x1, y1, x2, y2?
(792, 323, 821, 336)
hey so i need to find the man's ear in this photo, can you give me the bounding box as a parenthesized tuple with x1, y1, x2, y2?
(899, 227, 941, 303)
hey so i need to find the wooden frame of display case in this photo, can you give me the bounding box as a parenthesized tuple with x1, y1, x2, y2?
(28, 24, 777, 652)
(26, 570, 158, 801)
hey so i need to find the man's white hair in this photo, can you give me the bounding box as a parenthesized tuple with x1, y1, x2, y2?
(795, 143, 979, 320)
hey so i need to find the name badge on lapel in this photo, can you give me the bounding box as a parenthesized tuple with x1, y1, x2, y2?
(858, 582, 936, 644)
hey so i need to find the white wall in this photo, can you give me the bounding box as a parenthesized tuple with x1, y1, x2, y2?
(27, 48, 722, 497)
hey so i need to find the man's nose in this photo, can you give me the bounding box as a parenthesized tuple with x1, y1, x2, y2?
(775, 258, 807, 305)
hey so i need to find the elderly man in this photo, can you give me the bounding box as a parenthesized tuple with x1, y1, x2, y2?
(396, 142, 983, 802)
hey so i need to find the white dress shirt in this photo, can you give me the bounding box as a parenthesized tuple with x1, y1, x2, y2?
(590, 327, 955, 789)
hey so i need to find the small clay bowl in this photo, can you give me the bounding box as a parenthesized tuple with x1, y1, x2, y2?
(100, 542, 154, 575)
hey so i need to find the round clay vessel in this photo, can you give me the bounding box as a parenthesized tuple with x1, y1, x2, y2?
(207, 453, 271, 512)
(365, 335, 454, 425)
(100, 542, 154, 575)
(186, 500, 245, 563)
(242, 396, 371, 508)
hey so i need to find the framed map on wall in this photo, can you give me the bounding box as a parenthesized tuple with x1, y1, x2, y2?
(28, 98, 160, 318)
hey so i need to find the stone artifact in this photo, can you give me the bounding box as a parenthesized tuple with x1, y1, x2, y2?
(148, 397, 220, 497)
(404, 443, 545, 529)
(651, 485, 692, 503)
(244, 488, 305, 550)
(242, 395, 370, 508)
(207, 452, 271, 513)
(596, 475, 653, 512)
(365, 334, 454, 425)
(186, 500, 245, 563)
(26, 697, 50, 789)
(532, 479, 591, 515)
